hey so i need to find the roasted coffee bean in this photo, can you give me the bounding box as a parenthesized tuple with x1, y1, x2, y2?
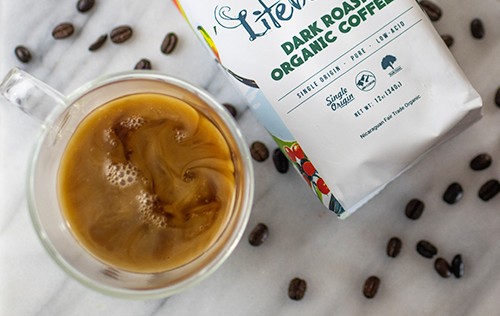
(363, 276, 380, 299)
(52, 23, 75, 39)
(134, 58, 152, 70)
(248, 223, 268, 246)
(272, 148, 289, 174)
(386, 237, 402, 258)
(441, 34, 454, 48)
(443, 182, 463, 204)
(77, 0, 95, 13)
(451, 254, 464, 278)
(434, 257, 451, 278)
(478, 179, 500, 201)
(495, 87, 500, 107)
(110, 25, 133, 44)
(14, 45, 32, 63)
(250, 141, 269, 162)
(88, 34, 107, 51)
(405, 198, 425, 220)
(470, 18, 485, 39)
(222, 103, 237, 118)
(161, 32, 178, 54)
(470, 153, 492, 171)
(419, 0, 442, 22)
(288, 277, 307, 300)
(416, 240, 437, 259)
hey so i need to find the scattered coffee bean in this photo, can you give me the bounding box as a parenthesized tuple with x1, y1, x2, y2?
(76, 0, 95, 13)
(161, 32, 178, 55)
(88, 34, 107, 51)
(386, 237, 402, 258)
(288, 277, 307, 300)
(434, 257, 452, 278)
(14, 45, 32, 63)
(495, 87, 500, 107)
(419, 0, 442, 22)
(443, 182, 463, 204)
(52, 23, 75, 39)
(441, 34, 454, 48)
(416, 240, 437, 259)
(134, 58, 152, 70)
(250, 141, 269, 162)
(470, 153, 492, 171)
(405, 198, 425, 220)
(248, 223, 269, 247)
(451, 254, 464, 278)
(272, 148, 289, 174)
(470, 18, 485, 39)
(110, 25, 133, 44)
(222, 103, 237, 118)
(478, 179, 500, 201)
(363, 276, 380, 299)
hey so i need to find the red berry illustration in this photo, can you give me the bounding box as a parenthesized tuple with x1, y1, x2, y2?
(316, 178, 330, 195)
(302, 161, 316, 177)
(284, 146, 295, 161)
(292, 143, 305, 160)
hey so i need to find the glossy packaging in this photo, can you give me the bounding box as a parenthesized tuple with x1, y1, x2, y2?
(174, 0, 482, 218)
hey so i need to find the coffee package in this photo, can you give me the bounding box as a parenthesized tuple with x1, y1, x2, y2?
(173, 0, 482, 218)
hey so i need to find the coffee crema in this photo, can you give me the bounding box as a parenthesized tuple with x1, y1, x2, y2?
(58, 93, 236, 273)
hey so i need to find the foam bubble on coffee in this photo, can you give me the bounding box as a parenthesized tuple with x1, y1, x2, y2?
(136, 190, 168, 229)
(120, 115, 144, 129)
(103, 128, 117, 146)
(182, 169, 195, 183)
(174, 128, 187, 143)
(104, 159, 139, 188)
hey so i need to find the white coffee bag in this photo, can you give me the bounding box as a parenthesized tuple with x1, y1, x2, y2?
(174, 0, 482, 218)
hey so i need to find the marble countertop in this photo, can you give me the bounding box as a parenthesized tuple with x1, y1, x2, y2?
(1, 0, 499, 315)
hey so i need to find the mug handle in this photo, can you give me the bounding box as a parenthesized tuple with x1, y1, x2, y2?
(0, 68, 66, 127)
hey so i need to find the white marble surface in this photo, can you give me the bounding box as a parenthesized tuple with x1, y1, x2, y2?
(1, 0, 499, 315)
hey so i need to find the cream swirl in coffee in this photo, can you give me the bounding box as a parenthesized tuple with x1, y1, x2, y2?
(58, 93, 235, 273)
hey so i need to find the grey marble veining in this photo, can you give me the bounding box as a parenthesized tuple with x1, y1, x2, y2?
(1, 0, 500, 315)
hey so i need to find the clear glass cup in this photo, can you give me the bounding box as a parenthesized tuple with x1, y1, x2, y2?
(0, 68, 254, 299)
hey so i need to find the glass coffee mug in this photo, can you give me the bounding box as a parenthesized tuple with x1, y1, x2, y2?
(0, 68, 254, 299)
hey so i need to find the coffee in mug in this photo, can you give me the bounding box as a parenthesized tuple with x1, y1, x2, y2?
(59, 93, 236, 273)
